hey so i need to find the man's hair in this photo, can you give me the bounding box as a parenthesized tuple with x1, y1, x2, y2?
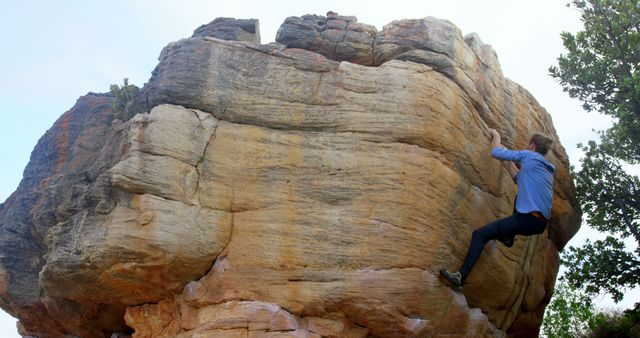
(530, 134, 553, 155)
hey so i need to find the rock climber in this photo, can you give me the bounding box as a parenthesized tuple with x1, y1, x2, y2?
(439, 128, 555, 290)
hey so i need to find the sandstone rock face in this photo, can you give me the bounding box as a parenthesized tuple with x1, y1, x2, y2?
(0, 12, 580, 338)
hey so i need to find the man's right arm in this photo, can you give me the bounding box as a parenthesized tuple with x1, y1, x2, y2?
(488, 128, 526, 166)
(489, 128, 502, 149)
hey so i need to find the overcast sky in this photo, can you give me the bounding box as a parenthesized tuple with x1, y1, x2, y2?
(0, 0, 636, 335)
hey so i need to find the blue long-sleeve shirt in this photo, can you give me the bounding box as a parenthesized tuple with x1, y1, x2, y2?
(491, 147, 555, 219)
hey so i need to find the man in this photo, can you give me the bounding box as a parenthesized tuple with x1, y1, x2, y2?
(439, 128, 555, 289)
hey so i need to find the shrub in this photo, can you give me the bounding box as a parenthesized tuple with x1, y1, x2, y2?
(110, 78, 140, 121)
(589, 307, 640, 338)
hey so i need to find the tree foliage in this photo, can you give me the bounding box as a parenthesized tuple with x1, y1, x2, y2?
(109, 78, 140, 121)
(562, 236, 639, 302)
(566, 139, 640, 303)
(543, 278, 640, 337)
(550, 0, 640, 304)
(575, 140, 640, 238)
(550, 0, 640, 163)
(542, 279, 602, 338)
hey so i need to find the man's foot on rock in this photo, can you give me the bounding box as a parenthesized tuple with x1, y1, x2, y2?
(499, 236, 515, 247)
(439, 269, 462, 290)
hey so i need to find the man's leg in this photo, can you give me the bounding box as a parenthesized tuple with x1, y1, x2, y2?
(500, 196, 519, 247)
(440, 214, 519, 288)
(458, 215, 518, 281)
(498, 234, 515, 247)
(440, 213, 546, 289)
(513, 213, 547, 235)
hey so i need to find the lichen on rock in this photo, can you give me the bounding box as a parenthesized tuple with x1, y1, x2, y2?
(0, 12, 580, 338)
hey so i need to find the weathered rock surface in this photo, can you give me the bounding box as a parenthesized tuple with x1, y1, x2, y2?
(0, 12, 580, 338)
(193, 17, 261, 43)
(276, 12, 377, 65)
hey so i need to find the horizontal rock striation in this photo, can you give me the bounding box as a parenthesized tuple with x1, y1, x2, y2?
(0, 12, 580, 338)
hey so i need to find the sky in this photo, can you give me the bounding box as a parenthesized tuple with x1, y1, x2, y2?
(0, 0, 637, 335)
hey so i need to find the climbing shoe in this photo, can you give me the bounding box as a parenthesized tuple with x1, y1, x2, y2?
(439, 269, 462, 290)
(499, 236, 515, 248)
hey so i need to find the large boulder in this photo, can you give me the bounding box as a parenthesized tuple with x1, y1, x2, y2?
(0, 13, 580, 338)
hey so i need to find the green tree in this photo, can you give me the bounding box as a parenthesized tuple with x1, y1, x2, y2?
(564, 140, 640, 302)
(542, 279, 602, 338)
(110, 78, 140, 121)
(549, 0, 640, 303)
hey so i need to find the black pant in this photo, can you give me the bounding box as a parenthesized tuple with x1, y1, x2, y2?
(459, 212, 547, 280)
